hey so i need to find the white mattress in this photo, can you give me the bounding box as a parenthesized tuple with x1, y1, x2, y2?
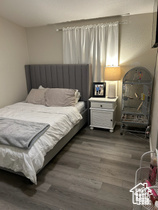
(75, 101, 86, 113)
(0, 102, 82, 184)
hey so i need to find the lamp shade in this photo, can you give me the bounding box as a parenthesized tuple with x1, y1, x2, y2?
(104, 66, 121, 81)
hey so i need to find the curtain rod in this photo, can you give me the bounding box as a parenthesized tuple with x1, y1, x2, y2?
(56, 20, 127, 31)
(56, 13, 130, 32)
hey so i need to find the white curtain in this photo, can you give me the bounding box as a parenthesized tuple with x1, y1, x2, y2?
(63, 22, 119, 82)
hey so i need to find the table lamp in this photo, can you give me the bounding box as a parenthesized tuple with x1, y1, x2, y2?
(104, 66, 121, 98)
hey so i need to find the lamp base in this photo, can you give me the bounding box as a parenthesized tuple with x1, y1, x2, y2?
(108, 96, 116, 99)
(107, 83, 116, 98)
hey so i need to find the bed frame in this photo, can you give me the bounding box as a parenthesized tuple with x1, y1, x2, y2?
(1, 64, 92, 180)
(25, 64, 92, 174)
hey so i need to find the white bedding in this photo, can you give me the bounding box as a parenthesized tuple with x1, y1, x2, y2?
(75, 101, 86, 113)
(0, 102, 82, 184)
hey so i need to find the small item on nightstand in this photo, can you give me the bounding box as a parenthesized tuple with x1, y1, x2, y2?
(149, 156, 157, 186)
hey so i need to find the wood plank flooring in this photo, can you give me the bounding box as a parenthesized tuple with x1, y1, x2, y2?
(0, 126, 150, 210)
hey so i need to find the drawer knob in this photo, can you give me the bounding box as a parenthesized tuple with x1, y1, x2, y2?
(111, 119, 113, 122)
(100, 105, 102, 108)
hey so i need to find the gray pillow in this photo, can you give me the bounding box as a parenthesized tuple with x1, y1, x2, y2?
(45, 88, 76, 107)
(26, 89, 46, 105)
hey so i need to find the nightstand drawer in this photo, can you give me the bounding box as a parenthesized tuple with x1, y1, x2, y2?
(91, 102, 115, 109)
(91, 110, 113, 128)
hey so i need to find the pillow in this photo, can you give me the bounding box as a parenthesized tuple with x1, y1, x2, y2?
(25, 89, 46, 105)
(39, 85, 81, 105)
(75, 90, 81, 104)
(45, 88, 76, 107)
(38, 85, 45, 89)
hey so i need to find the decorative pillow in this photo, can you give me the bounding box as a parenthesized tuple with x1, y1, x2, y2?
(25, 89, 46, 105)
(39, 85, 81, 105)
(45, 88, 76, 107)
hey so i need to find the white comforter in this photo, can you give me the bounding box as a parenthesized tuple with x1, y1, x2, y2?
(0, 102, 82, 184)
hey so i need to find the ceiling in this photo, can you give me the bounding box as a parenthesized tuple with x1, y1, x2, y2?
(0, 0, 155, 28)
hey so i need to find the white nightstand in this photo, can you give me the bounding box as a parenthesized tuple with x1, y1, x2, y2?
(89, 97, 118, 132)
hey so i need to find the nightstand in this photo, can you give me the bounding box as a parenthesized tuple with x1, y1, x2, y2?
(89, 97, 118, 132)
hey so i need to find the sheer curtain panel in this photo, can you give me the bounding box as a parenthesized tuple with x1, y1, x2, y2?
(63, 22, 119, 82)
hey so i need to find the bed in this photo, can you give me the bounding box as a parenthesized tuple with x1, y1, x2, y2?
(0, 64, 92, 184)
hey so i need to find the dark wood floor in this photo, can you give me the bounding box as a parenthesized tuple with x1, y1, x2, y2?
(0, 126, 150, 210)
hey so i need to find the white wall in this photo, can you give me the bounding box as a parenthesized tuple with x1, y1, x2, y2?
(118, 13, 157, 121)
(26, 13, 157, 122)
(26, 14, 157, 71)
(26, 26, 62, 64)
(150, 51, 158, 151)
(0, 16, 29, 108)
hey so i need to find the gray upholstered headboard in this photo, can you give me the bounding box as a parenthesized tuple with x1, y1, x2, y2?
(25, 64, 92, 109)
